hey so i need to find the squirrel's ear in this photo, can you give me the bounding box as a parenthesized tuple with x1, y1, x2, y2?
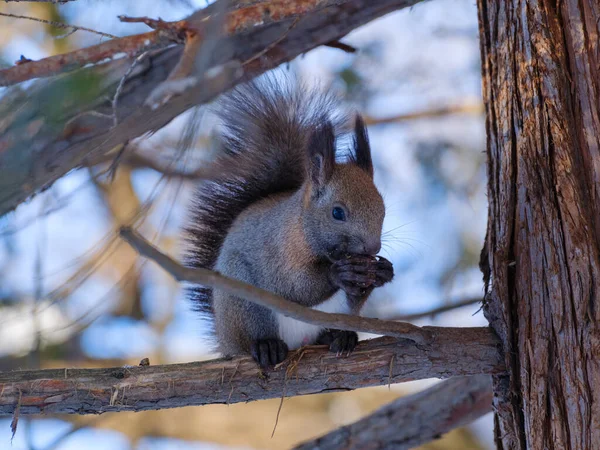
(308, 121, 335, 195)
(352, 115, 374, 178)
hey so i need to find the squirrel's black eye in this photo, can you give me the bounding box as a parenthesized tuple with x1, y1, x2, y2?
(332, 206, 346, 221)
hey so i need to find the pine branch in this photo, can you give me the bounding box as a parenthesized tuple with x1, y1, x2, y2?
(295, 375, 493, 450)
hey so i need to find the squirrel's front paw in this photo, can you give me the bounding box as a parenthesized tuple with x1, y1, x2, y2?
(329, 255, 394, 296)
(317, 329, 358, 356)
(250, 338, 288, 368)
(372, 256, 394, 287)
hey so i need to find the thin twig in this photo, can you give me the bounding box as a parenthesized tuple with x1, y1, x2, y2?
(242, 17, 300, 67)
(364, 102, 484, 125)
(271, 377, 287, 438)
(10, 390, 21, 441)
(122, 152, 213, 180)
(119, 227, 433, 344)
(324, 40, 357, 53)
(391, 297, 483, 322)
(0, 12, 117, 39)
(112, 52, 149, 127)
(271, 348, 307, 438)
(226, 361, 241, 404)
(117, 15, 185, 34)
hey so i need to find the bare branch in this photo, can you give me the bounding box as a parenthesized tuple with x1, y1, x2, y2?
(122, 152, 212, 180)
(0, 0, 423, 216)
(119, 227, 433, 344)
(364, 102, 484, 125)
(0, 0, 403, 87)
(392, 297, 483, 321)
(0, 12, 117, 39)
(0, 334, 503, 416)
(0, 30, 174, 87)
(295, 375, 493, 450)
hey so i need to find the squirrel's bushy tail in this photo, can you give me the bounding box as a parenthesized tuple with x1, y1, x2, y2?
(184, 76, 341, 324)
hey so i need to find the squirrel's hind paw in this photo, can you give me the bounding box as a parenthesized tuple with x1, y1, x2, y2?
(250, 338, 289, 368)
(317, 329, 359, 357)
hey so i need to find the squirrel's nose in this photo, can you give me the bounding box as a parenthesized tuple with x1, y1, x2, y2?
(363, 239, 381, 256)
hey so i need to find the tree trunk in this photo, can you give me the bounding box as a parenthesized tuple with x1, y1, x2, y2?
(477, 0, 600, 448)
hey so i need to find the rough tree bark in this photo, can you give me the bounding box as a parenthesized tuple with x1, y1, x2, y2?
(0, 334, 502, 416)
(477, 0, 600, 448)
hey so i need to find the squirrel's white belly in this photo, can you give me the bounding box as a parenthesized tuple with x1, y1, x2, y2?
(276, 291, 350, 350)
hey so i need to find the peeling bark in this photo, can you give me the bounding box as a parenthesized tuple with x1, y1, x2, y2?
(0, 333, 503, 416)
(477, 0, 600, 448)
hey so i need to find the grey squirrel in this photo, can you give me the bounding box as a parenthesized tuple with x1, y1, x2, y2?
(185, 78, 394, 368)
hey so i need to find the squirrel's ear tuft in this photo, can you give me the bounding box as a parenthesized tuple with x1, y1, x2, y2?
(307, 121, 335, 195)
(352, 115, 373, 178)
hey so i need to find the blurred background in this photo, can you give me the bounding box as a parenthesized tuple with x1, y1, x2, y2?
(0, 0, 490, 449)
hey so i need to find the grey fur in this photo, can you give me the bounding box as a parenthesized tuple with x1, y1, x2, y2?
(185, 77, 386, 360)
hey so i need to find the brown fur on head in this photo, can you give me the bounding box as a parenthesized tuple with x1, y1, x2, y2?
(302, 115, 384, 259)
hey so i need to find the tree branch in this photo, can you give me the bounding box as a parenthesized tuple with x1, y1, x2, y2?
(0, 0, 422, 217)
(0, 0, 407, 87)
(392, 297, 482, 321)
(120, 227, 438, 344)
(364, 102, 484, 125)
(0, 335, 503, 416)
(0, 12, 117, 40)
(294, 375, 493, 450)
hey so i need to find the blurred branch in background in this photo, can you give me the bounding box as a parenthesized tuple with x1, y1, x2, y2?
(3, 1, 77, 3)
(365, 101, 484, 125)
(0, 0, 423, 217)
(391, 297, 482, 321)
(0, 335, 502, 416)
(92, 166, 144, 319)
(0, 12, 117, 39)
(295, 375, 492, 450)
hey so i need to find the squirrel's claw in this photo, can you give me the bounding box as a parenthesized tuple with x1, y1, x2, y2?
(372, 256, 394, 286)
(317, 329, 358, 357)
(251, 338, 288, 368)
(329, 254, 394, 296)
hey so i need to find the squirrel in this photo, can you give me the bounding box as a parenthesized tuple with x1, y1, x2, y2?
(185, 78, 394, 368)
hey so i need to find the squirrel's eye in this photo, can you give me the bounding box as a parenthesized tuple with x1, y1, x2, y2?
(332, 206, 346, 221)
